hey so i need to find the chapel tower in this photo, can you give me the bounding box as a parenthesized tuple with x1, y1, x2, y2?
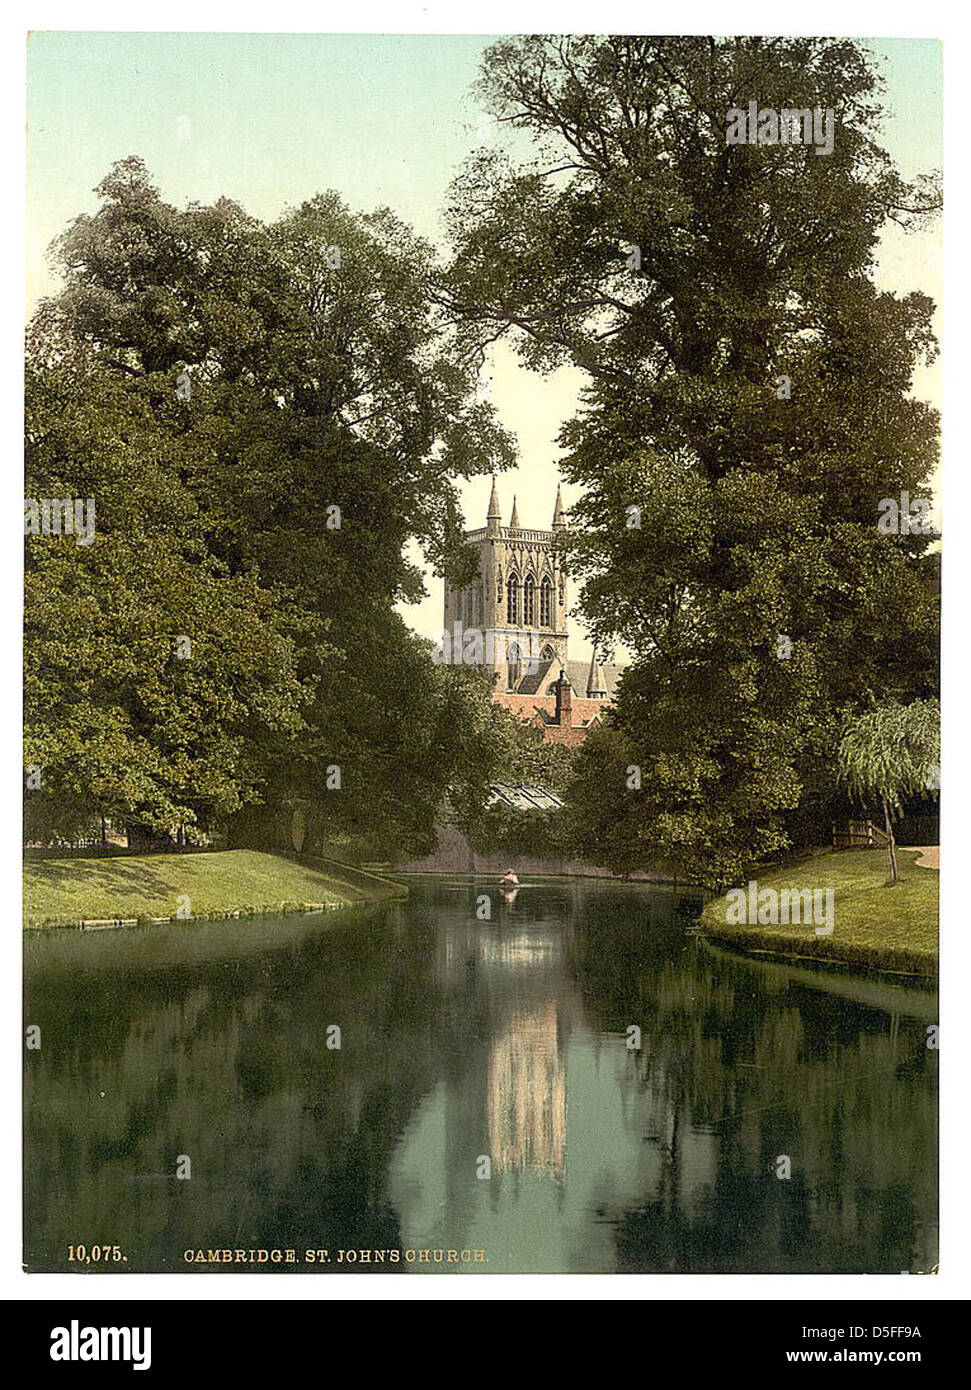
(443, 481, 569, 691)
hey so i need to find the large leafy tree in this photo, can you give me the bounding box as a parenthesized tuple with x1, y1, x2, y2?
(26, 158, 514, 850)
(25, 356, 310, 842)
(445, 37, 940, 886)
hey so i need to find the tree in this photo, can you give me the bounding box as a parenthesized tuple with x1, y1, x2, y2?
(837, 699, 939, 882)
(445, 37, 939, 886)
(26, 158, 515, 852)
(25, 357, 310, 843)
(455, 699, 577, 859)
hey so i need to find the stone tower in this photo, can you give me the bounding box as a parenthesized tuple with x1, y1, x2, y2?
(443, 481, 569, 691)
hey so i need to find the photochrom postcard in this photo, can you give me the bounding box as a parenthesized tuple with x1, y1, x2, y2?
(23, 27, 941, 1285)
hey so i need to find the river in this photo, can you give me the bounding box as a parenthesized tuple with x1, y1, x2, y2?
(24, 877, 938, 1274)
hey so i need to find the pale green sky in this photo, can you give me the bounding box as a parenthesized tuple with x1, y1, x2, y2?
(26, 33, 942, 655)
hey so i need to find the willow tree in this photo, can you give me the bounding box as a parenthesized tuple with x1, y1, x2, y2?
(837, 699, 940, 881)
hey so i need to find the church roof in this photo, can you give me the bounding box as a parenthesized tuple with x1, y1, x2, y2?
(567, 658, 619, 698)
(514, 659, 556, 696)
(513, 657, 622, 699)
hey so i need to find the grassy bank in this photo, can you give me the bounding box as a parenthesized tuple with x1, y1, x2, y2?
(699, 848, 938, 976)
(24, 849, 405, 930)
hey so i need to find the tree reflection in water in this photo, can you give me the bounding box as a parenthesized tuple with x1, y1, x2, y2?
(24, 880, 936, 1273)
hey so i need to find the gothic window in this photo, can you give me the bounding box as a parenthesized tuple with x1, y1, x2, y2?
(496, 573, 503, 605)
(523, 574, 535, 625)
(507, 642, 521, 690)
(507, 573, 519, 624)
(540, 575, 553, 627)
(541, 644, 556, 664)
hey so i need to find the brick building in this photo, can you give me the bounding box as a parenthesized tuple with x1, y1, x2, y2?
(443, 481, 622, 745)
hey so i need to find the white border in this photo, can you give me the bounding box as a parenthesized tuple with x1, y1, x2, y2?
(5, 2, 968, 1303)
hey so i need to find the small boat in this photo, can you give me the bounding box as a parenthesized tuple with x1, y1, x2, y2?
(499, 870, 520, 888)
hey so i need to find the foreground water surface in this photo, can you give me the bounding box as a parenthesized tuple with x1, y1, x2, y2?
(24, 878, 938, 1274)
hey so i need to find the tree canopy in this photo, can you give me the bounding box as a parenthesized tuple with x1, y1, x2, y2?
(26, 157, 515, 853)
(444, 36, 940, 886)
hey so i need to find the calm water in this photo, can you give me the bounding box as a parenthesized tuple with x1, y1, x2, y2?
(24, 878, 938, 1274)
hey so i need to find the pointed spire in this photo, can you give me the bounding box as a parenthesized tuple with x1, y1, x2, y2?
(487, 475, 502, 536)
(509, 495, 520, 529)
(552, 484, 566, 530)
(586, 650, 608, 698)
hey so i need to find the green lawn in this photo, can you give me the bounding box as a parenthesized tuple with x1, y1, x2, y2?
(23, 849, 403, 929)
(699, 848, 938, 976)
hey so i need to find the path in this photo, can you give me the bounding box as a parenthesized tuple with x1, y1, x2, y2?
(910, 846, 939, 869)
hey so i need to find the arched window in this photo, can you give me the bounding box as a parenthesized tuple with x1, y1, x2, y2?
(540, 575, 553, 627)
(523, 574, 535, 625)
(496, 573, 503, 605)
(506, 573, 519, 625)
(541, 644, 556, 664)
(507, 642, 521, 690)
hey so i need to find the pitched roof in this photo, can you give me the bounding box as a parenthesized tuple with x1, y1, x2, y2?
(565, 659, 622, 699)
(515, 658, 556, 696)
(487, 783, 565, 811)
(513, 658, 622, 699)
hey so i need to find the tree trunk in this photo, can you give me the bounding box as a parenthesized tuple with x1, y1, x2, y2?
(881, 792, 899, 883)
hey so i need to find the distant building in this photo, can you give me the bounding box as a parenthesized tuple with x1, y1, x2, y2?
(442, 481, 622, 745)
(485, 784, 565, 812)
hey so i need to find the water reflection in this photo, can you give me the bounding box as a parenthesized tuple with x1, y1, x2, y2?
(24, 879, 937, 1273)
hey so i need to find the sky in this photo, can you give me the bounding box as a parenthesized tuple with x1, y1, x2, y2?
(26, 33, 942, 661)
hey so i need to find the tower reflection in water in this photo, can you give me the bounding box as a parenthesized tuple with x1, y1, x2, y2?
(433, 892, 578, 1196)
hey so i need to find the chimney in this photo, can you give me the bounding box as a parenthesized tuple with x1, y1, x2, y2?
(554, 668, 573, 726)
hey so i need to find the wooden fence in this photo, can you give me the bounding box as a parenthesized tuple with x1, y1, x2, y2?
(832, 819, 891, 850)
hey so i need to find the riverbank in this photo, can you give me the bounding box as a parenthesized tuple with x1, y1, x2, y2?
(23, 849, 405, 930)
(699, 848, 938, 976)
